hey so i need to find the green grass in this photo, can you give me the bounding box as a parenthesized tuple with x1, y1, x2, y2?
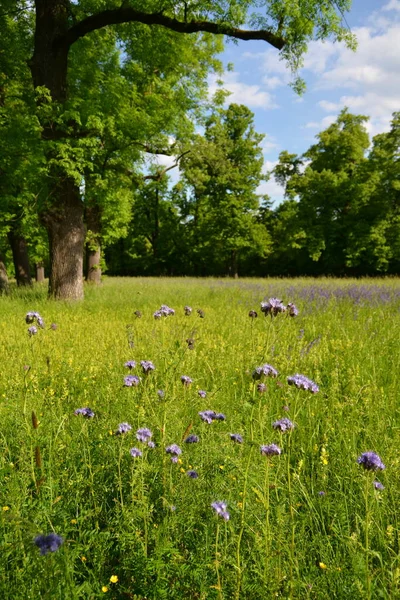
(0, 277, 399, 599)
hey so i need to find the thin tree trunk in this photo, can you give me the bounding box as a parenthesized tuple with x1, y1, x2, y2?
(85, 203, 102, 284)
(7, 229, 32, 286)
(0, 253, 9, 294)
(87, 245, 101, 284)
(36, 262, 45, 282)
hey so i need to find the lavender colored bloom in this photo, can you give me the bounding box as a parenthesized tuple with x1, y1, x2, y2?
(184, 306, 192, 315)
(34, 533, 63, 555)
(140, 360, 155, 373)
(199, 410, 216, 424)
(184, 434, 199, 444)
(28, 326, 38, 336)
(181, 375, 193, 387)
(153, 310, 162, 319)
(130, 447, 142, 458)
(166, 444, 182, 456)
(171, 456, 179, 463)
(287, 373, 319, 393)
(260, 444, 282, 456)
(211, 501, 230, 521)
(287, 302, 299, 317)
(248, 310, 258, 318)
(136, 428, 152, 443)
(160, 304, 175, 316)
(124, 375, 141, 387)
(37, 316, 45, 329)
(357, 452, 385, 471)
(187, 470, 199, 479)
(252, 364, 278, 380)
(50, 323, 57, 330)
(198, 390, 207, 398)
(273, 418, 295, 433)
(117, 422, 132, 435)
(215, 413, 226, 421)
(373, 481, 385, 490)
(147, 441, 155, 448)
(318, 491, 326, 497)
(124, 360, 136, 370)
(257, 383, 267, 393)
(157, 389, 165, 398)
(261, 298, 286, 317)
(230, 433, 243, 443)
(74, 407, 95, 418)
(25, 311, 41, 324)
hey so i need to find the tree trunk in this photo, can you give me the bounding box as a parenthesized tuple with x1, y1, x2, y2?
(36, 262, 45, 282)
(85, 203, 102, 284)
(30, 0, 85, 299)
(43, 179, 85, 299)
(7, 229, 32, 286)
(229, 250, 239, 278)
(0, 253, 9, 294)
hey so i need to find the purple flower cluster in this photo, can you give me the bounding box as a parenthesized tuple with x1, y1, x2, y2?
(136, 428, 152, 443)
(140, 360, 155, 373)
(199, 410, 226, 424)
(26, 311, 45, 328)
(248, 310, 258, 318)
(34, 533, 63, 555)
(211, 501, 230, 521)
(273, 418, 295, 433)
(187, 470, 199, 479)
(130, 447, 142, 458)
(166, 444, 182, 463)
(198, 390, 207, 398)
(124, 360, 136, 370)
(287, 374, 319, 393)
(28, 326, 38, 337)
(373, 481, 384, 490)
(124, 375, 141, 387)
(157, 389, 165, 398)
(230, 433, 243, 444)
(154, 304, 175, 318)
(181, 375, 193, 387)
(117, 422, 132, 435)
(252, 364, 278, 380)
(357, 452, 385, 471)
(74, 407, 95, 418)
(287, 302, 299, 317)
(184, 434, 199, 444)
(260, 444, 282, 456)
(257, 383, 267, 393)
(261, 298, 286, 317)
(184, 306, 192, 315)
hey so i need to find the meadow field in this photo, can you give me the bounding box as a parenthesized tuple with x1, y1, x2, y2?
(0, 277, 399, 600)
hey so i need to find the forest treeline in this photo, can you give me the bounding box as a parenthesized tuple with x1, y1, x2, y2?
(2, 0, 398, 296)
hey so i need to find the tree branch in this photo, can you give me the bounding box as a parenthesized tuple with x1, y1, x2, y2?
(62, 8, 285, 50)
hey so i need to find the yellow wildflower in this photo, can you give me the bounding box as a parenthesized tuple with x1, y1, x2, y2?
(318, 562, 328, 570)
(70, 519, 77, 524)
(110, 575, 118, 584)
(102, 586, 108, 593)
(2, 506, 10, 511)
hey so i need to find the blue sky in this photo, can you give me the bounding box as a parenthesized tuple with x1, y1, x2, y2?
(206, 0, 400, 205)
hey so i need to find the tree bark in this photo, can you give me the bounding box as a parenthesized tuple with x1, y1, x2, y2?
(36, 262, 45, 282)
(0, 253, 9, 294)
(85, 203, 102, 284)
(7, 229, 32, 286)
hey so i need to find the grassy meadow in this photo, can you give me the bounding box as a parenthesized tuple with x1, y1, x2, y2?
(0, 277, 399, 599)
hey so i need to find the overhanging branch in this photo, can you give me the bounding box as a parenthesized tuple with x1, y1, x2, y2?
(62, 8, 285, 50)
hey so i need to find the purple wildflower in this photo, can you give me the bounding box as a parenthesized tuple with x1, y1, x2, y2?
(147, 441, 155, 449)
(261, 298, 286, 317)
(211, 501, 230, 521)
(198, 390, 207, 398)
(181, 375, 193, 387)
(287, 374, 319, 393)
(373, 481, 385, 490)
(357, 452, 385, 471)
(34, 533, 63, 555)
(25, 311, 41, 324)
(117, 422, 132, 435)
(184, 306, 192, 315)
(154, 310, 162, 319)
(124, 360, 136, 370)
(318, 491, 326, 497)
(248, 310, 258, 318)
(252, 364, 278, 380)
(166, 444, 182, 457)
(157, 389, 165, 398)
(37, 316, 45, 329)
(140, 360, 155, 373)
(199, 410, 216, 424)
(130, 447, 142, 458)
(257, 383, 267, 393)
(124, 375, 141, 387)
(74, 407, 95, 418)
(287, 302, 299, 317)
(159, 304, 175, 316)
(230, 433, 243, 443)
(215, 413, 226, 421)
(187, 470, 199, 479)
(28, 326, 38, 336)
(136, 428, 152, 443)
(171, 456, 179, 463)
(273, 418, 295, 433)
(184, 434, 199, 444)
(260, 444, 282, 456)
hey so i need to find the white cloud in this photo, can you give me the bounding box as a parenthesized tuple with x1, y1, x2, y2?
(383, 0, 400, 11)
(304, 115, 337, 129)
(261, 137, 279, 154)
(208, 72, 278, 109)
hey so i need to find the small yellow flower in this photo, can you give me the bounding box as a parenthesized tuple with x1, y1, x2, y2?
(70, 519, 77, 524)
(102, 586, 108, 593)
(219, 465, 224, 470)
(178, 458, 183, 464)
(110, 575, 118, 584)
(318, 562, 328, 570)
(2, 506, 10, 511)
(237, 502, 243, 509)
(81, 556, 87, 562)
(180, 468, 185, 473)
